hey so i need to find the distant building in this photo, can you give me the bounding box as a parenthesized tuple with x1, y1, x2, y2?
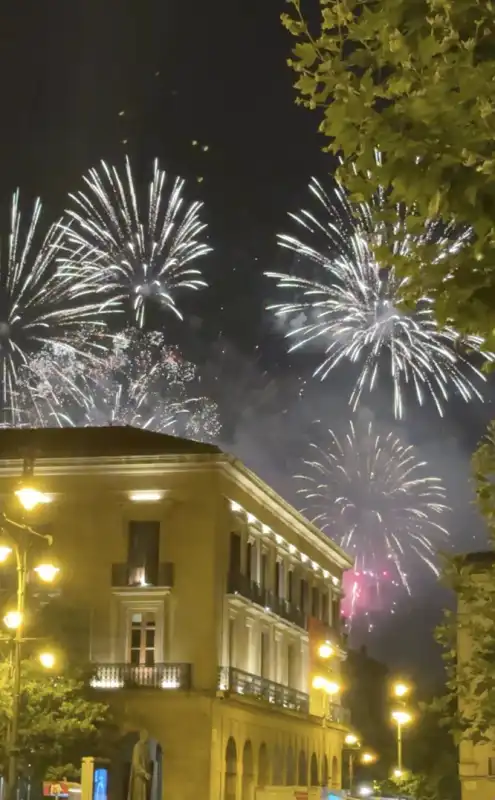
(0, 427, 353, 800)
(456, 551, 495, 800)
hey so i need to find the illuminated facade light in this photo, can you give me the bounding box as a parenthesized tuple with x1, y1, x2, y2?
(247, 513, 257, 525)
(288, 544, 296, 554)
(312, 561, 319, 571)
(300, 553, 308, 563)
(323, 569, 330, 578)
(275, 534, 283, 545)
(230, 500, 242, 513)
(261, 524, 271, 534)
(128, 491, 164, 502)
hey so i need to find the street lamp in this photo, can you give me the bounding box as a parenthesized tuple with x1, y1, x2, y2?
(38, 651, 56, 669)
(391, 709, 412, 773)
(318, 642, 334, 659)
(361, 752, 377, 765)
(1, 463, 59, 800)
(392, 681, 411, 699)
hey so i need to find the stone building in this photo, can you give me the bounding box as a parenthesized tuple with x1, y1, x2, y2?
(456, 551, 495, 800)
(0, 427, 352, 800)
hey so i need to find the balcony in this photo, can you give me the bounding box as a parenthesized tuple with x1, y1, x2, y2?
(227, 572, 307, 631)
(219, 666, 309, 714)
(327, 701, 351, 726)
(91, 662, 191, 690)
(111, 562, 174, 589)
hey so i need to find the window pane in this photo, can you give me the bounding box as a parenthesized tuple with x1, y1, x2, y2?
(130, 648, 140, 665)
(145, 629, 155, 648)
(145, 649, 155, 666)
(127, 521, 160, 585)
(132, 613, 142, 623)
(131, 630, 141, 648)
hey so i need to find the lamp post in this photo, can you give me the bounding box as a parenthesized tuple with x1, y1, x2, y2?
(344, 734, 360, 792)
(391, 710, 412, 775)
(1, 464, 59, 800)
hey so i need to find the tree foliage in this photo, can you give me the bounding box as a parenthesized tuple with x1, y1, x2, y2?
(282, 0, 495, 343)
(0, 658, 112, 780)
(433, 424, 495, 744)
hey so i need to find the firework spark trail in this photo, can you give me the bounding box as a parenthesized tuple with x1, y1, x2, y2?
(295, 420, 450, 595)
(0, 191, 115, 424)
(267, 178, 492, 418)
(18, 328, 221, 442)
(60, 157, 211, 327)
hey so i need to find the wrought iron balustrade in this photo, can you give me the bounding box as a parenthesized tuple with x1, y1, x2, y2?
(227, 572, 307, 631)
(218, 666, 309, 714)
(91, 662, 191, 690)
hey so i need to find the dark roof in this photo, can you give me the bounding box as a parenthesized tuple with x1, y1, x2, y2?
(0, 426, 221, 460)
(456, 550, 495, 567)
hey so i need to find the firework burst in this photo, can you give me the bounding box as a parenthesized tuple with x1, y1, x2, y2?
(0, 191, 113, 425)
(18, 328, 221, 442)
(267, 178, 492, 417)
(60, 157, 210, 327)
(296, 420, 449, 594)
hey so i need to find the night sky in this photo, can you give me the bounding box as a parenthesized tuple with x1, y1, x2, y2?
(1, 0, 492, 681)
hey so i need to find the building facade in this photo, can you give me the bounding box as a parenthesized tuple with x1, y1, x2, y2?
(0, 427, 353, 800)
(456, 551, 495, 800)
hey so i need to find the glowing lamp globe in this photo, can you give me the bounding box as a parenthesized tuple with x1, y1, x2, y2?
(0, 545, 12, 563)
(15, 486, 49, 511)
(34, 563, 59, 583)
(39, 651, 56, 669)
(4, 610, 22, 629)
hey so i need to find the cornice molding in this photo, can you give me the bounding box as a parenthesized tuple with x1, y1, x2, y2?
(221, 458, 353, 572)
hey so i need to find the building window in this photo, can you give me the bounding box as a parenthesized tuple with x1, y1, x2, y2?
(322, 591, 329, 622)
(312, 586, 320, 618)
(331, 598, 340, 629)
(127, 521, 160, 586)
(260, 631, 269, 678)
(229, 532, 241, 574)
(300, 578, 308, 612)
(129, 612, 156, 666)
(247, 541, 253, 581)
(228, 618, 236, 668)
(287, 643, 296, 687)
(287, 570, 294, 603)
(261, 552, 268, 591)
(275, 560, 283, 598)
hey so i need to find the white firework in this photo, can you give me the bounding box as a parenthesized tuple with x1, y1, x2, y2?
(60, 156, 211, 327)
(267, 178, 492, 417)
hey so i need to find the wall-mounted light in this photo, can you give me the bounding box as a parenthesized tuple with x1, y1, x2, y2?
(288, 544, 296, 554)
(312, 561, 319, 571)
(323, 569, 330, 579)
(247, 513, 257, 525)
(300, 553, 308, 563)
(332, 576, 340, 586)
(262, 524, 271, 535)
(230, 500, 242, 513)
(275, 534, 283, 545)
(128, 491, 164, 502)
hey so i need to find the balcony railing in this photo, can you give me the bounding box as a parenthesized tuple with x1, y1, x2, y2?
(218, 666, 309, 714)
(227, 572, 307, 631)
(111, 562, 174, 589)
(327, 701, 351, 726)
(91, 662, 191, 690)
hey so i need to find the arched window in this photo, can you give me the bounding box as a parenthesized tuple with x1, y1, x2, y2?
(225, 737, 237, 800)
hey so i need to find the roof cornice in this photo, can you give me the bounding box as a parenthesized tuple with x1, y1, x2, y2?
(222, 456, 353, 571)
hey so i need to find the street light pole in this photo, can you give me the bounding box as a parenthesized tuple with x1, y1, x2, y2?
(397, 721, 403, 773)
(7, 542, 27, 800)
(348, 751, 354, 793)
